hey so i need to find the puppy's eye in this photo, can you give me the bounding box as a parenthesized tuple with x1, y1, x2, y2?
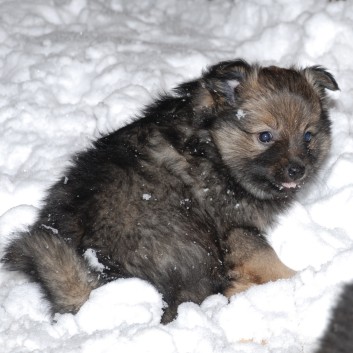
(258, 131, 273, 143)
(304, 131, 312, 143)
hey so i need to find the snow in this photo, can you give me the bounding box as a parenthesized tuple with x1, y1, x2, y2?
(142, 193, 152, 201)
(83, 248, 105, 273)
(0, 0, 353, 352)
(236, 109, 246, 120)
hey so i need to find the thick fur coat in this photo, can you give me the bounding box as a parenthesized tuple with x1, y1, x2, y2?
(2, 59, 339, 323)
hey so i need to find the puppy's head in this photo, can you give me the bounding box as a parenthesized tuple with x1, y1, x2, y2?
(198, 59, 339, 200)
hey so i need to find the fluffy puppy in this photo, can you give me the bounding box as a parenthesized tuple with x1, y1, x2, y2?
(2, 59, 338, 323)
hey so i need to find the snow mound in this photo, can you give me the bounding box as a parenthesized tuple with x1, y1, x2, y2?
(1, 0, 353, 352)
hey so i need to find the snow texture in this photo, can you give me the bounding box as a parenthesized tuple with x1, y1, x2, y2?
(0, 0, 353, 352)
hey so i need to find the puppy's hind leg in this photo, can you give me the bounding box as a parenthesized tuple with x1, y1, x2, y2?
(223, 228, 296, 297)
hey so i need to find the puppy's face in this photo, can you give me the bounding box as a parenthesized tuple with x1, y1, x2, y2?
(201, 61, 338, 200)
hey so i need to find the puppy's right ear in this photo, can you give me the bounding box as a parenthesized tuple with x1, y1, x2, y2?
(195, 59, 252, 110)
(303, 66, 339, 92)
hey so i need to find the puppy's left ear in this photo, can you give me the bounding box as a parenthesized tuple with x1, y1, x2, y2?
(303, 66, 339, 92)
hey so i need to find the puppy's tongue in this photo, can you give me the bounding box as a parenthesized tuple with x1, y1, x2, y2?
(282, 182, 298, 189)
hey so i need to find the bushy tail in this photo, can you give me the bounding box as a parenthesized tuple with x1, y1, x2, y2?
(2, 229, 100, 314)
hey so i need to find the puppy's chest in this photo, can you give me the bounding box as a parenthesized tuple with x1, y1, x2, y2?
(189, 182, 275, 233)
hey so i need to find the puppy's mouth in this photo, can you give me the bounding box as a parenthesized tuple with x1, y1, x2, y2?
(268, 166, 307, 195)
(243, 175, 304, 200)
(269, 179, 304, 195)
(242, 165, 308, 199)
(278, 181, 300, 190)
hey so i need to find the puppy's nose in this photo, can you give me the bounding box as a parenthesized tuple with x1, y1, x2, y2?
(287, 163, 305, 181)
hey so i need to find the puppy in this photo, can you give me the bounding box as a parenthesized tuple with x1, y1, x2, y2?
(316, 283, 353, 353)
(2, 59, 338, 323)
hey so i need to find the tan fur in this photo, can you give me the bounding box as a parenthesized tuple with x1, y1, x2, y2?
(6, 230, 100, 313)
(225, 247, 296, 297)
(193, 86, 215, 110)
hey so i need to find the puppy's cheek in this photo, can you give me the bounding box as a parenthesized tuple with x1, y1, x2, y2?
(308, 136, 331, 168)
(214, 128, 261, 171)
(242, 161, 276, 194)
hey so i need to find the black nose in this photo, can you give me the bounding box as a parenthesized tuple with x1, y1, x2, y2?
(287, 163, 305, 181)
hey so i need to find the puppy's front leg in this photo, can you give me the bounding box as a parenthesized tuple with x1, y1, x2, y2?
(223, 228, 296, 297)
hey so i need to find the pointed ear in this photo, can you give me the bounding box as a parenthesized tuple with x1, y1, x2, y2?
(197, 59, 252, 109)
(204, 59, 251, 82)
(303, 66, 339, 92)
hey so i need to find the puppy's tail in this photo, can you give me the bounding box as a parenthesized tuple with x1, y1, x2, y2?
(2, 229, 100, 314)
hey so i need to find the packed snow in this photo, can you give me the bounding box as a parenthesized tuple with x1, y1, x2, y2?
(1, 0, 353, 352)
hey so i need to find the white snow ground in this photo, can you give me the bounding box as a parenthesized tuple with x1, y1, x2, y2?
(0, 0, 353, 352)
